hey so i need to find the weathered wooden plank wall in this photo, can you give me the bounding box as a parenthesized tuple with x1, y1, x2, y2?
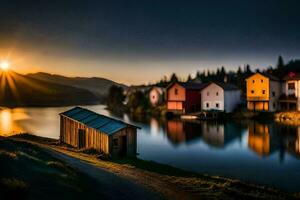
(60, 115, 110, 154)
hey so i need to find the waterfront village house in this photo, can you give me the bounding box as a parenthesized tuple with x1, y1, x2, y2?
(148, 86, 165, 106)
(60, 107, 139, 157)
(166, 82, 208, 114)
(279, 72, 300, 111)
(246, 72, 281, 112)
(200, 82, 241, 113)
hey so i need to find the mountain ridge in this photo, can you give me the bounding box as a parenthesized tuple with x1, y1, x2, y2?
(26, 72, 128, 99)
(0, 71, 100, 107)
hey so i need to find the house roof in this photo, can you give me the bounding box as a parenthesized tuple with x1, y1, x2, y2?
(206, 82, 240, 91)
(246, 72, 280, 81)
(283, 72, 300, 80)
(166, 81, 209, 90)
(60, 107, 140, 135)
(150, 86, 165, 94)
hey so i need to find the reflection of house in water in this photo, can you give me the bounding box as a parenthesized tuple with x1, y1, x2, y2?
(166, 120, 201, 145)
(166, 120, 242, 147)
(247, 121, 280, 157)
(201, 122, 242, 148)
(280, 125, 300, 158)
(150, 118, 164, 135)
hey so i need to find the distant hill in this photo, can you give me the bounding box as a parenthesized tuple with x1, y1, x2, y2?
(0, 71, 99, 107)
(26, 72, 128, 101)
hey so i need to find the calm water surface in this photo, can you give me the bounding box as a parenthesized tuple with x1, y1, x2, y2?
(1, 105, 300, 191)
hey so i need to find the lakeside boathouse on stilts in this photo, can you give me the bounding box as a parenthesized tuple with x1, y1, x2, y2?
(59, 107, 139, 157)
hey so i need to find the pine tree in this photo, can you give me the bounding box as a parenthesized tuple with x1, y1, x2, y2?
(187, 74, 192, 82)
(170, 73, 178, 82)
(245, 64, 251, 74)
(276, 55, 285, 77)
(277, 55, 284, 70)
(237, 66, 242, 75)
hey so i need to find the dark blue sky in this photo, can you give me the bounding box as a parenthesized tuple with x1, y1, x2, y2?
(0, 0, 299, 84)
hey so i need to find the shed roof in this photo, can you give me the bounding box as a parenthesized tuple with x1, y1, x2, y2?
(60, 107, 140, 135)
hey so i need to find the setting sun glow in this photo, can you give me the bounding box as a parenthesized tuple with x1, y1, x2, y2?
(0, 60, 10, 71)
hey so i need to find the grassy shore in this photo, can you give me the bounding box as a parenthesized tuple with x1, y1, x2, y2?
(0, 136, 109, 200)
(2, 134, 300, 200)
(275, 111, 300, 125)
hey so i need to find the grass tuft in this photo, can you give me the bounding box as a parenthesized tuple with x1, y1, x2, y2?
(0, 150, 18, 159)
(0, 178, 29, 199)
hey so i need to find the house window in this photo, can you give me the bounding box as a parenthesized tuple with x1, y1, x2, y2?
(262, 90, 265, 94)
(216, 103, 219, 108)
(261, 79, 263, 83)
(113, 138, 118, 146)
(251, 90, 254, 94)
(252, 80, 255, 83)
(216, 92, 219, 96)
(206, 103, 209, 108)
(174, 89, 178, 95)
(272, 92, 275, 97)
(288, 83, 295, 90)
(207, 92, 209, 96)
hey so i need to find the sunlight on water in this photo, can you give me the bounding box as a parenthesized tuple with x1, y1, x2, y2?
(0, 105, 110, 138)
(0, 108, 27, 136)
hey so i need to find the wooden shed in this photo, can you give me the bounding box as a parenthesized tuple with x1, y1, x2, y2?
(60, 107, 139, 157)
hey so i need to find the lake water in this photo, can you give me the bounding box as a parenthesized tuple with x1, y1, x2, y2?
(1, 105, 300, 192)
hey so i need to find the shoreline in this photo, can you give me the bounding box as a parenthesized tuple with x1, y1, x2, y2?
(4, 134, 300, 199)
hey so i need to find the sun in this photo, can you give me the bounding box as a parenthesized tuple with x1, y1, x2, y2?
(0, 60, 10, 71)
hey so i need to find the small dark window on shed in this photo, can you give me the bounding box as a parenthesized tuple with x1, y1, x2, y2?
(216, 92, 219, 96)
(174, 88, 178, 95)
(252, 80, 255, 83)
(216, 103, 219, 108)
(251, 90, 254, 94)
(261, 79, 263, 83)
(262, 90, 266, 94)
(272, 91, 276, 97)
(206, 103, 209, 108)
(113, 138, 118, 146)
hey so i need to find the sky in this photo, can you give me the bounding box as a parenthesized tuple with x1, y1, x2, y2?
(0, 0, 299, 84)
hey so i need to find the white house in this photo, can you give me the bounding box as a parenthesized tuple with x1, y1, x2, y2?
(200, 82, 241, 113)
(148, 86, 165, 106)
(279, 72, 300, 111)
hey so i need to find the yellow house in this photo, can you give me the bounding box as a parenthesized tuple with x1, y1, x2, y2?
(246, 73, 281, 112)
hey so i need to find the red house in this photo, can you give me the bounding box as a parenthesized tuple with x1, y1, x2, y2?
(166, 82, 208, 114)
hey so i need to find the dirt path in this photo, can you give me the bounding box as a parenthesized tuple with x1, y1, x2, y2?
(12, 136, 299, 200)
(44, 146, 197, 200)
(44, 147, 163, 200)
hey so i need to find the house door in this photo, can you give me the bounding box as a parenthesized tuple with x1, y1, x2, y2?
(120, 136, 127, 156)
(78, 129, 86, 149)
